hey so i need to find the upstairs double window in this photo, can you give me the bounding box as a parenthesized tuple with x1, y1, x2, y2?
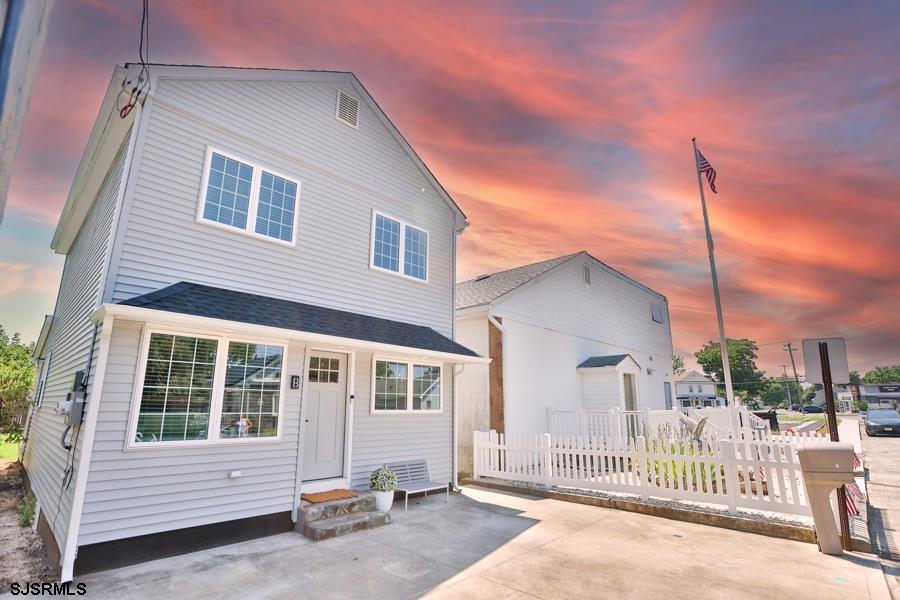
(198, 148, 300, 245)
(371, 211, 428, 281)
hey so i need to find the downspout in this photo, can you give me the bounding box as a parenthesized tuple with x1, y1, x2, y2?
(452, 363, 466, 491)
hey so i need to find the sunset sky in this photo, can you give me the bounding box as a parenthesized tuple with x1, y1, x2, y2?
(1, 1, 898, 379)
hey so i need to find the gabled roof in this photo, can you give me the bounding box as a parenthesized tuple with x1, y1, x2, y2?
(117, 282, 479, 358)
(52, 63, 467, 254)
(455, 250, 666, 310)
(577, 354, 634, 369)
(675, 369, 712, 383)
(456, 253, 579, 309)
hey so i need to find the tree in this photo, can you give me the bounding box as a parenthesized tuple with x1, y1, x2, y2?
(672, 355, 685, 376)
(694, 338, 765, 398)
(0, 326, 36, 444)
(759, 379, 803, 408)
(849, 370, 861, 385)
(863, 365, 900, 384)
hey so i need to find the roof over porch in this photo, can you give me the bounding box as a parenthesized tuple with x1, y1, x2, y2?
(91, 282, 487, 363)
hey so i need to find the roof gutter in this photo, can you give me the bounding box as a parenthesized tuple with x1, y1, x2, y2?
(91, 303, 490, 364)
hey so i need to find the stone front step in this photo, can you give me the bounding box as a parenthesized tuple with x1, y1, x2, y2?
(299, 510, 391, 542)
(300, 492, 376, 523)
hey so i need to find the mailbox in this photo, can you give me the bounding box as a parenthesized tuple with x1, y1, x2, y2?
(797, 443, 855, 555)
(797, 444, 855, 481)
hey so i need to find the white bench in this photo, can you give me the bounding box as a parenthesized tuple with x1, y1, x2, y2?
(384, 460, 449, 510)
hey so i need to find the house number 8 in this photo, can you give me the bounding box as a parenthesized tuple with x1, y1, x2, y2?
(290, 375, 301, 390)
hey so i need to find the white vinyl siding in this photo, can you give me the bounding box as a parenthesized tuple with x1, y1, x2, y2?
(23, 136, 128, 552)
(351, 353, 453, 488)
(79, 320, 304, 545)
(108, 77, 454, 336)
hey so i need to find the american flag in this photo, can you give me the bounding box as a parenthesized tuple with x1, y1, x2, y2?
(845, 481, 865, 517)
(696, 149, 718, 193)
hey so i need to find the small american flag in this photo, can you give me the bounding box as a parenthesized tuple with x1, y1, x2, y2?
(696, 149, 718, 193)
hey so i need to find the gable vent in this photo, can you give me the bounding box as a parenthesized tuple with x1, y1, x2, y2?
(336, 90, 360, 128)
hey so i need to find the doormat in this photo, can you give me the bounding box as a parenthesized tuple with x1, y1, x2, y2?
(301, 489, 358, 503)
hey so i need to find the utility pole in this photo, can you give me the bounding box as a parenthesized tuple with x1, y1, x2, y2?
(782, 365, 793, 410)
(784, 342, 803, 409)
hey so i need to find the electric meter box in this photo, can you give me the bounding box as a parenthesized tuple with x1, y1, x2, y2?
(66, 391, 86, 426)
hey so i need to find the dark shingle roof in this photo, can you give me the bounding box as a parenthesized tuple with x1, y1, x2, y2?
(456, 253, 579, 309)
(577, 355, 632, 369)
(119, 282, 479, 357)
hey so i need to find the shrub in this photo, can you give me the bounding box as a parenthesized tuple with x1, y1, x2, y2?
(369, 466, 397, 492)
(18, 492, 36, 527)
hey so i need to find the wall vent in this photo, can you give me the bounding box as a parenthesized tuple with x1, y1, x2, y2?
(336, 90, 360, 128)
(583, 265, 591, 285)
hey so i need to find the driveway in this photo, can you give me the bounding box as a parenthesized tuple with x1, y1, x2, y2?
(60, 486, 887, 599)
(861, 416, 900, 597)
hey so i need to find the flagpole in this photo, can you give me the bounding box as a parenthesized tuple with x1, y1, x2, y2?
(692, 137, 736, 406)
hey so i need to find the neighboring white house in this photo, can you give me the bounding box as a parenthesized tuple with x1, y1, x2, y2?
(674, 369, 724, 409)
(455, 252, 674, 475)
(23, 64, 485, 580)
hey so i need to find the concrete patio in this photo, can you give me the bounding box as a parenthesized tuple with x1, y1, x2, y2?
(59, 485, 888, 599)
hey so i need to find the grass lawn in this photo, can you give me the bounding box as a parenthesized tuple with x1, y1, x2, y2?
(0, 435, 19, 461)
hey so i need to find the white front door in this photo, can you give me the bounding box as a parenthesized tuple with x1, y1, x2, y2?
(303, 352, 347, 481)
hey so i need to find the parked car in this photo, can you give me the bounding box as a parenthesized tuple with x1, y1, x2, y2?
(865, 408, 900, 436)
(802, 405, 825, 413)
(790, 404, 803, 411)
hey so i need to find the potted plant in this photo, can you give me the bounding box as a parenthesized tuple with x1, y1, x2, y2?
(369, 466, 398, 511)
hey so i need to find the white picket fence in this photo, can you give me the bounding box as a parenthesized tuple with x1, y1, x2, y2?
(473, 430, 813, 516)
(548, 406, 777, 444)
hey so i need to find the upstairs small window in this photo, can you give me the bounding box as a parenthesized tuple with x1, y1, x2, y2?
(198, 148, 300, 245)
(651, 304, 665, 324)
(371, 211, 429, 281)
(583, 265, 591, 285)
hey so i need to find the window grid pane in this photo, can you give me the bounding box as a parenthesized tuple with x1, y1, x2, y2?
(203, 153, 253, 230)
(403, 226, 427, 280)
(220, 342, 283, 439)
(374, 361, 407, 410)
(373, 215, 400, 272)
(412, 364, 440, 410)
(255, 171, 297, 242)
(308, 356, 340, 383)
(135, 334, 217, 443)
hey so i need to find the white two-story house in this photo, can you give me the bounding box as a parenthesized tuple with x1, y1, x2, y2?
(454, 252, 674, 475)
(674, 369, 724, 408)
(24, 64, 484, 580)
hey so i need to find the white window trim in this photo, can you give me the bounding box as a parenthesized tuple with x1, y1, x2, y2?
(195, 146, 302, 247)
(125, 326, 288, 449)
(370, 356, 443, 414)
(369, 209, 430, 283)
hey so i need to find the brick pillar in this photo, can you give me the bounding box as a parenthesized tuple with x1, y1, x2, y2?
(488, 316, 504, 433)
